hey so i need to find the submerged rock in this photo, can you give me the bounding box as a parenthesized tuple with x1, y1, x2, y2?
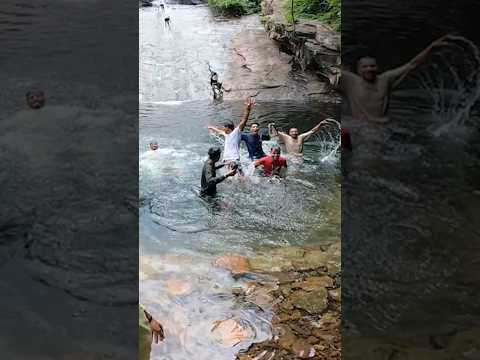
(214, 254, 251, 275)
(291, 288, 328, 314)
(164, 279, 192, 296)
(211, 318, 252, 347)
(297, 276, 333, 291)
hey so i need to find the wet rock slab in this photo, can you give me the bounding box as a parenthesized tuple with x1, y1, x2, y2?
(219, 243, 342, 360)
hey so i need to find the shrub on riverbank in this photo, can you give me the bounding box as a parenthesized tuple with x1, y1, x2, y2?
(208, 0, 260, 16)
(283, 0, 340, 31)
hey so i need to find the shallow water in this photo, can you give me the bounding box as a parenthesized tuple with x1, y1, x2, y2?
(139, 100, 340, 359)
(140, 2, 341, 358)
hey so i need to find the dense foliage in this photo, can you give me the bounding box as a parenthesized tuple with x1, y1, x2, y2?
(208, 0, 260, 16)
(283, 0, 340, 31)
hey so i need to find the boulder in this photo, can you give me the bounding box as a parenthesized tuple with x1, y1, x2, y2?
(290, 288, 328, 314)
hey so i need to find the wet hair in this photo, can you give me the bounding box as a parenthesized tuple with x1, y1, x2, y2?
(25, 89, 44, 99)
(353, 54, 377, 73)
(208, 147, 222, 159)
(223, 121, 235, 130)
(270, 145, 281, 154)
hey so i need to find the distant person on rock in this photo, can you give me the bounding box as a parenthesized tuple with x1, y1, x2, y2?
(208, 65, 231, 100)
(200, 147, 237, 197)
(268, 118, 334, 156)
(207, 97, 255, 174)
(326, 35, 448, 123)
(241, 122, 270, 161)
(26, 89, 46, 110)
(254, 145, 287, 178)
(164, 15, 171, 29)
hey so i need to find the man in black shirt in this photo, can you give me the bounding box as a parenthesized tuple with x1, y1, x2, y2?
(200, 147, 236, 197)
(241, 122, 270, 160)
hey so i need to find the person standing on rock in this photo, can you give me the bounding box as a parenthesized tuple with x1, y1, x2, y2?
(200, 147, 237, 197)
(326, 35, 448, 123)
(268, 119, 334, 156)
(207, 97, 255, 174)
(241, 122, 270, 161)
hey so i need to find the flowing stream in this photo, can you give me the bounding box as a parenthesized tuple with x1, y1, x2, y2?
(140, 2, 341, 359)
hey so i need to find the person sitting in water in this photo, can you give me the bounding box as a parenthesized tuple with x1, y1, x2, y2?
(207, 97, 255, 174)
(268, 118, 334, 156)
(254, 145, 287, 177)
(324, 35, 448, 123)
(200, 147, 237, 197)
(241, 122, 270, 161)
(149, 140, 158, 151)
(139, 305, 164, 360)
(26, 89, 46, 110)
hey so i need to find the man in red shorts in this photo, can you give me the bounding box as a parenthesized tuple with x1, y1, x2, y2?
(254, 146, 287, 177)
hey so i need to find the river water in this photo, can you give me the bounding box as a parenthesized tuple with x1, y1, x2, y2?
(340, 1, 480, 343)
(139, 2, 340, 359)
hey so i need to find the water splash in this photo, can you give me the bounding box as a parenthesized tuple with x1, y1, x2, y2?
(313, 118, 341, 163)
(415, 35, 480, 136)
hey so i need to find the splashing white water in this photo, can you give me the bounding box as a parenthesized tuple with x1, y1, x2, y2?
(415, 35, 480, 136)
(313, 118, 341, 163)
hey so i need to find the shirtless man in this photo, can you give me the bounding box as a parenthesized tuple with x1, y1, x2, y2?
(207, 97, 255, 174)
(326, 35, 448, 123)
(268, 119, 334, 156)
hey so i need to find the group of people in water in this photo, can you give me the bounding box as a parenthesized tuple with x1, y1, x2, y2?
(140, 33, 451, 359)
(202, 97, 335, 196)
(148, 97, 333, 198)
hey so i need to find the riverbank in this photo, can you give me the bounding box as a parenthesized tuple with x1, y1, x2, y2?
(211, 243, 341, 359)
(222, 14, 338, 102)
(220, 0, 339, 102)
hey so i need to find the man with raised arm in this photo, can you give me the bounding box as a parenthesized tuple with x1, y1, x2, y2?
(207, 97, 255, 174)
(268, 118, 335, 156)
(326, 35, 448, 123)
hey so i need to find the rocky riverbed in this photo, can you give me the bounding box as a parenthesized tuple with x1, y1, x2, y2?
(211, 243, 341, 360)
